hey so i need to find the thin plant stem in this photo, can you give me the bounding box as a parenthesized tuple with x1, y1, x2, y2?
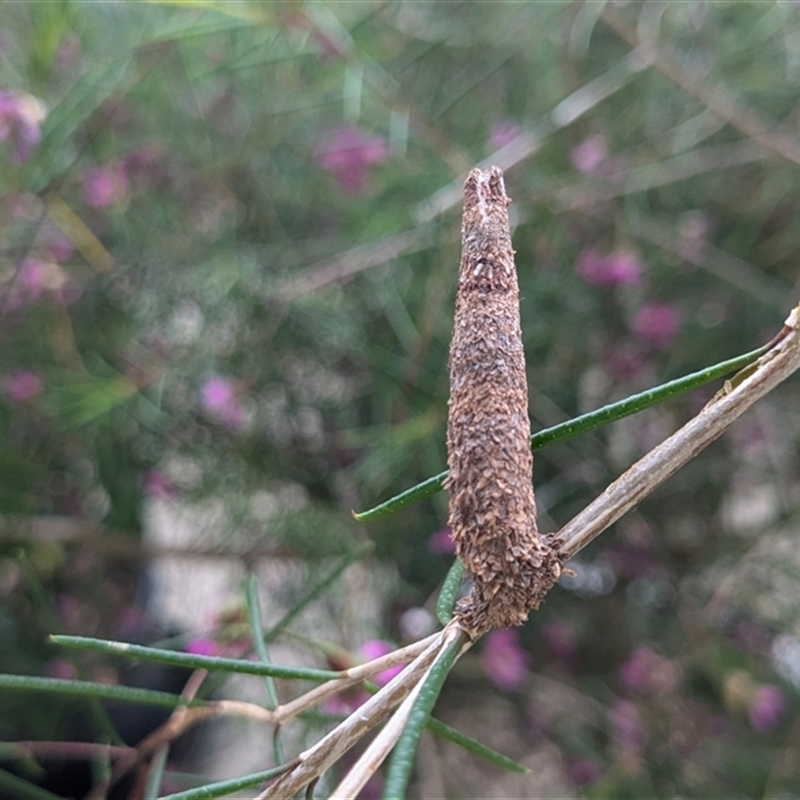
(331, 624, 466, 799)
(436, 559, 464, 625)
(244, 573, 284, 765)
(254, 633, 447, 799)
(263, 542, 374, 643)
(49, 635, 340, 682)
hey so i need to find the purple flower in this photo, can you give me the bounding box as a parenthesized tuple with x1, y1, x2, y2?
(359, 639, 403, 687)
(40, 225, 75, 262)
(608, 699, 647, 755)
(81, 161, 130, 208)
(571, 134, 607, 174)
(481, 629, 531, 691)
(630, 303, 682, 350)
(748, 684, 787, 734)
(46, 658, 77, 680)
(141, 470, 177, 500)
(576, 248, 642, 287)
(124, 146, 167, 185)
(0, 90, 46, 164)
(200, 376, 246, 430)
(3, 257, 72, 310)
(2, 371, 43, 404)
(606, 344, 646, 383)
(315, 126, 389, 195)
(569, 758, 604, 787)
(489, 120, 520, 149)
(427, 527, 456, 555)
(185, 637, 221, 657)
(618, 645, 678, 696)
(541, 621, 579, 669)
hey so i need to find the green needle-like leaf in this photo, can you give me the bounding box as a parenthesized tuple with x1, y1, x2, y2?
(0, 673, 207, 709)
(426, 717, 528, 773)
(263, 541, 374, 642)
(436, 559, 464, 625)
(244, 573, 284, 765)
(382, 634, 462, 800)
(354, 343, 768, 521)
(158, 765, 290, 800)
(49, 636, 340, 682)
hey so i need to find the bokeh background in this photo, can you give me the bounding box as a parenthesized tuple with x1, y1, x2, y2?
(2, 1, 800, 797)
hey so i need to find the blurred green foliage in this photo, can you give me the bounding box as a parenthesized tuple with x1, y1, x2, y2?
(2, 1, 800, 797)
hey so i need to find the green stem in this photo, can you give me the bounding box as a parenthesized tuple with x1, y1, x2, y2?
(382, 633, 463, 800)
(49, 636, 340, 681)
(244, 573, 284, 765)
(0, 673, 208, 709)
(436, 559, 464, 625)
(158, 765, 289, 800)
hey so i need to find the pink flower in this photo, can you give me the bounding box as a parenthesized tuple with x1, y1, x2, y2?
(124, 146, 167, 185)
(489, 120, 520, 149)
(315, 126, 389, 195)
(630, 303, 682, 350)
(571, 134, 607, 174)
(577, 248, 642, 287)
(608, 699, 647, 755)
(427, 527, 456, 555)
(569, 758, 604, 787)
(618, 645, 678, 696)
(3, 257, 72, 310)
(481, 629, 530, 691)
(2, 371, 43, 404)
(81, 161, 129, 208)
(0, 90, 46, 164)
(46, 658, 77, 681)
(186, 638, 222, 657)
(141, 470, 177, 500)
(200, 376, 246, 430)
(541, 621, 579, 670)
(359, 639, 403, 687)
(40, 225, 75, 263)
(606, 344, 647, 383)
(748, 684, 786, 734)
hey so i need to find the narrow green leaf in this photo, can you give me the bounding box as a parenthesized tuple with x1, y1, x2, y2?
(49, 636, 340, 682)
(158, 765, 290, 800)
(354, 344, 768, 521)
(352, 471, 447, 522)
(244, 574, 284, 765)
(263, 541, 374, 642)
(0, 673, 206, 709)
(436, 559, 464, 625)
(426, 717, 528, 773)
(382, 635, 462, 800)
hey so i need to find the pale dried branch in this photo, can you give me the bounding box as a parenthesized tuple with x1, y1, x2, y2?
(271, 632, 440, 726)
(328, 623, 467, 799)
(255, 629, 455, 799)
